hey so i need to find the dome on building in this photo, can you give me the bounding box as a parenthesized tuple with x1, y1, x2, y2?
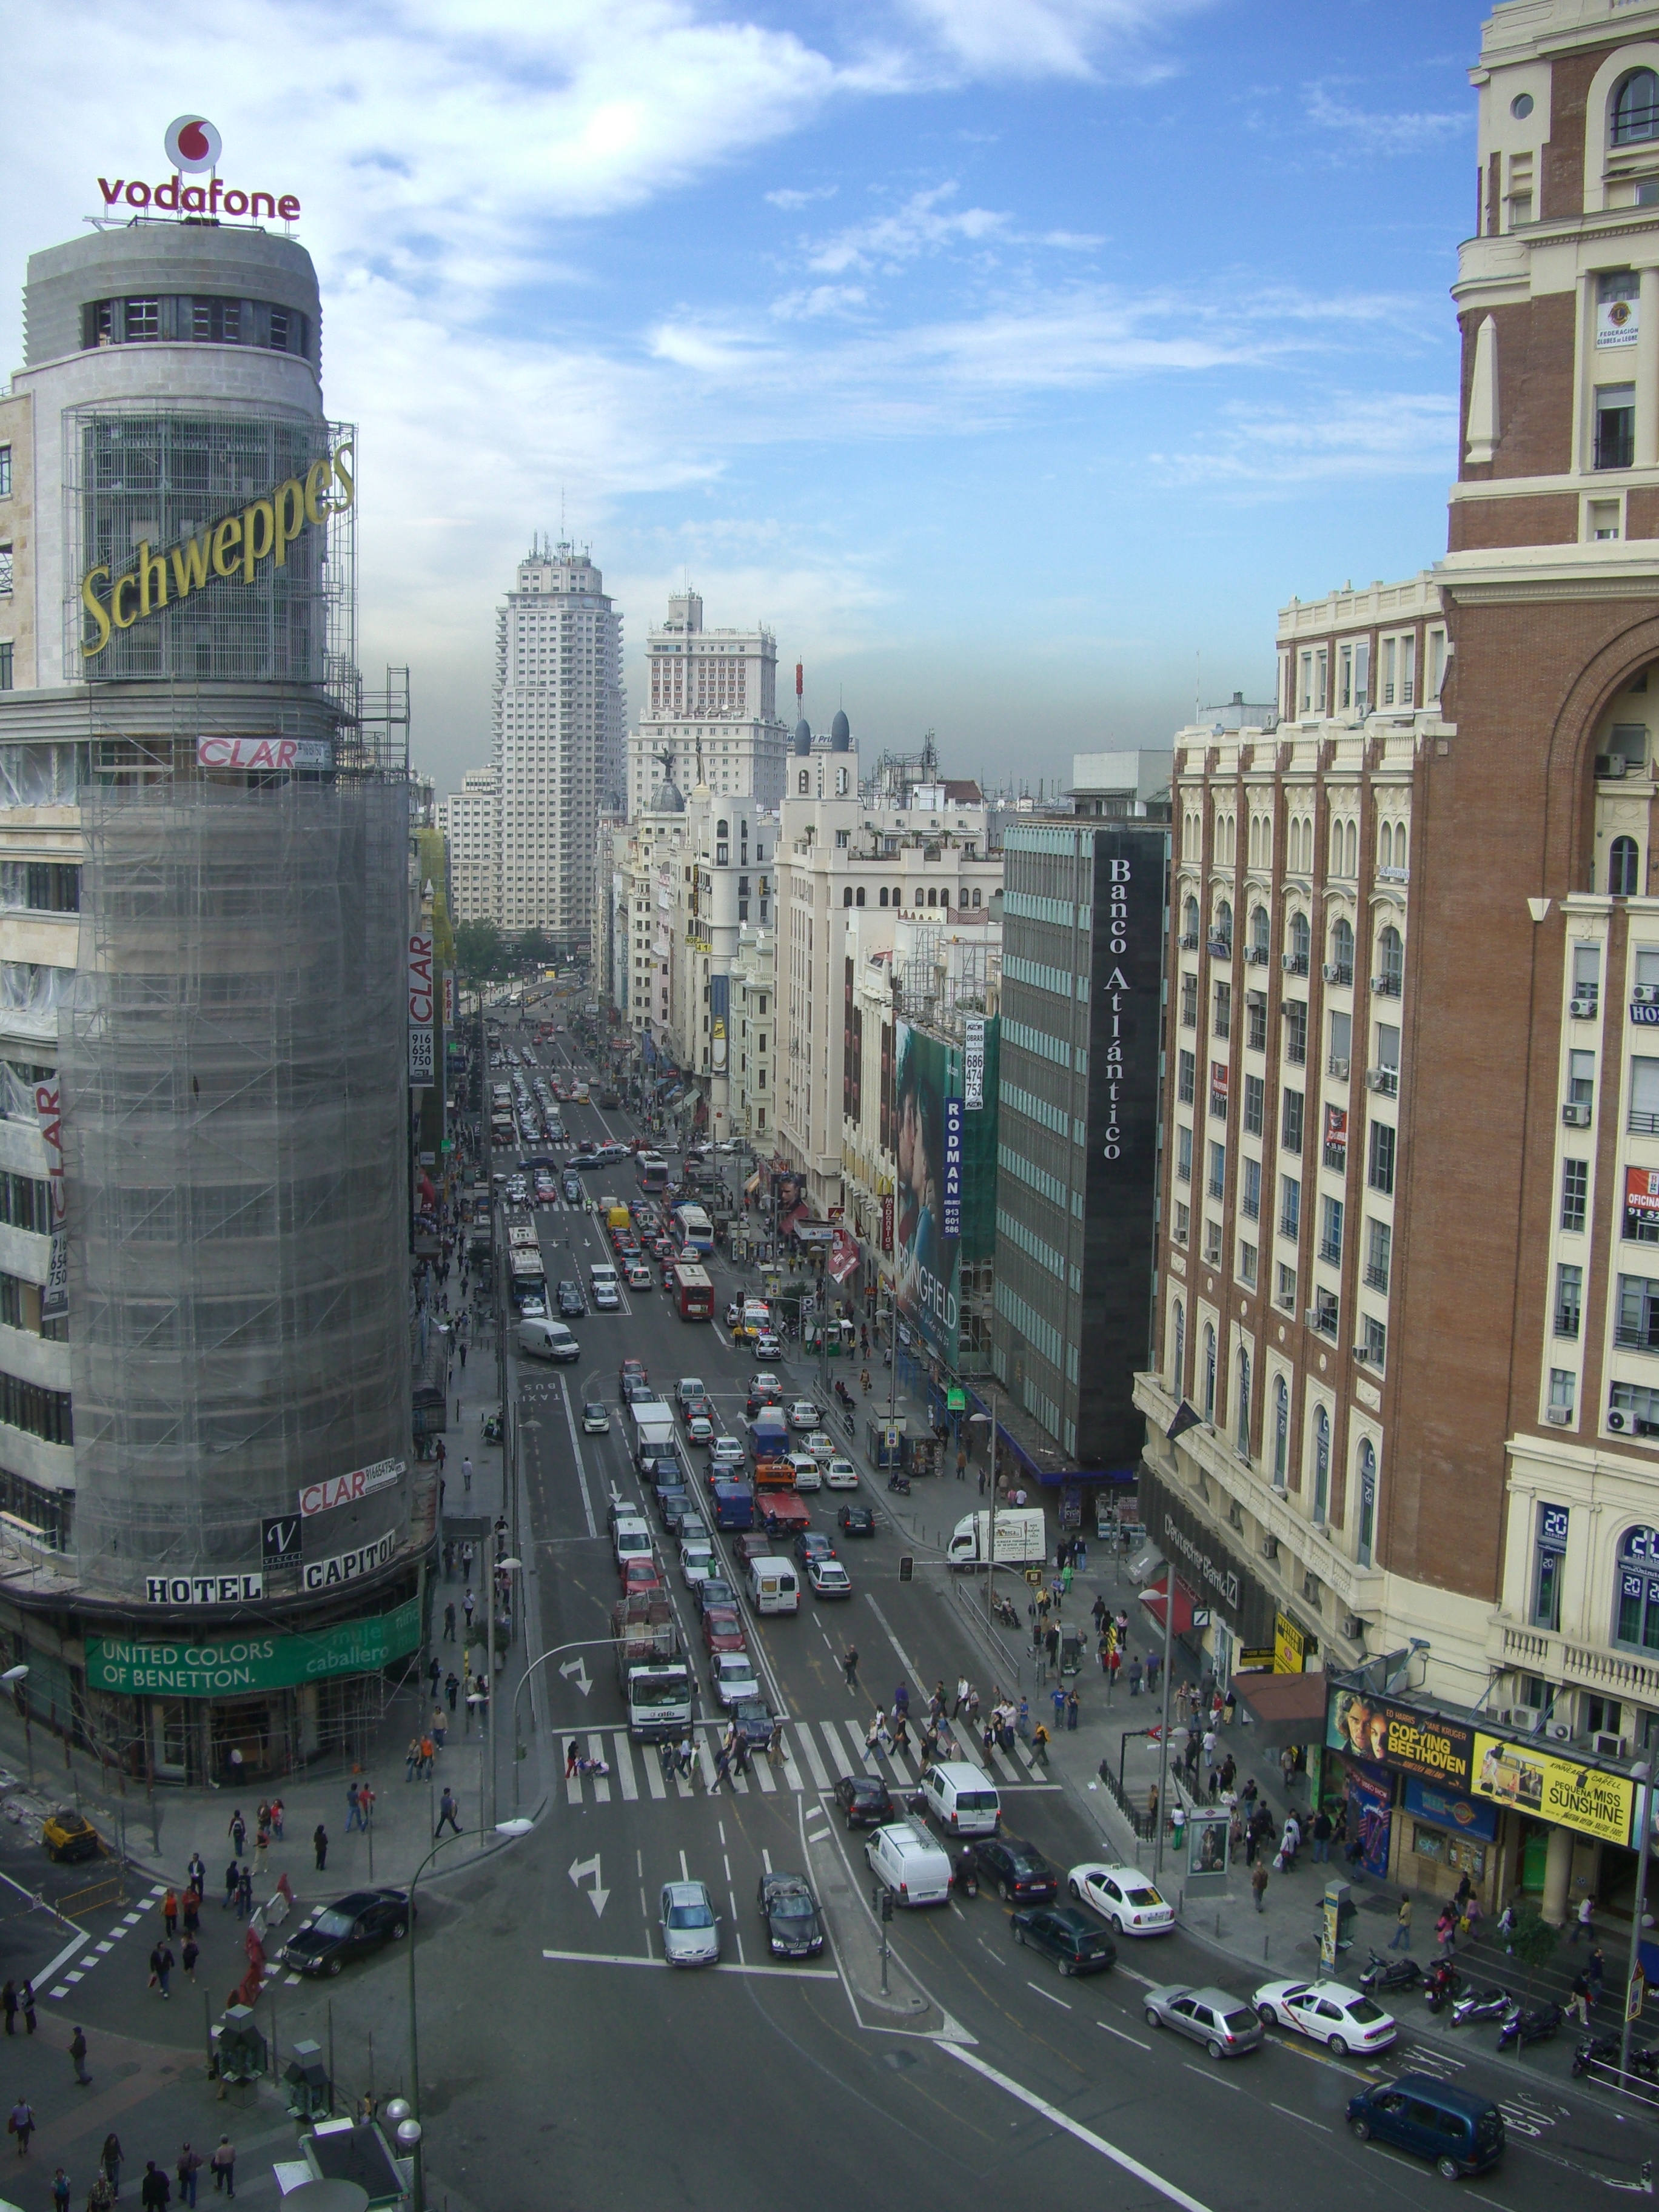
(793, 717, 813, 757)
(648, 776, 685, 813)
(830, 708, 851, 751)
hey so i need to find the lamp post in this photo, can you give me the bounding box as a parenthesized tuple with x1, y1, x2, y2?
(886, 974, 902, 1437)
(1, 1666, 30, 1789)
(968, 1396, 999, 1630)
(509, 1637, 618, 1814)
(1620, 1760, 1655, 2089)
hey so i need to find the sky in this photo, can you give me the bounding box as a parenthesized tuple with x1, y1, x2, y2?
(3, 1, 1487, 802)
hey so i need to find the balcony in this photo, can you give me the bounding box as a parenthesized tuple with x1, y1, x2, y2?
(1489, 1618, 1659, 1708)
(1371, 973, 1403, 999)
(1363, 1261, 1390, 1293)
(1281, 952, 1309, 977)
(1366, 1067, 1399, 1098)
(1318, 1236, 1342, 1266)
(1323, 1143, 1347, 1172)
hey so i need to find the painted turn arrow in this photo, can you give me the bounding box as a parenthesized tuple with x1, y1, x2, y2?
(568, 1853, 609, 1917)
(560, 1655, 592, 1698)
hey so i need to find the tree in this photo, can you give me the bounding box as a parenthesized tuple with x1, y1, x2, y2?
(515, 927, 555, 973)
(1505, 1903, 1560, 1999)
(454, 919, 505, 982)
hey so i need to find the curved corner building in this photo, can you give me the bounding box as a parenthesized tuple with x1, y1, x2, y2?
(0, 213, 420, 1779)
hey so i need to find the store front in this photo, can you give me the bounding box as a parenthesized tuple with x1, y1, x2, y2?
(1138, 1467, 1276, 1675)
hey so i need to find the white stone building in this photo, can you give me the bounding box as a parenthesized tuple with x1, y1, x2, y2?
(625, 591, 786, 819)
(438, 767, 501, 925)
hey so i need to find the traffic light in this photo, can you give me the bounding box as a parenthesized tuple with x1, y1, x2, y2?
(899, 1555, 914, 1583)
(879, 1888, 894, 1923)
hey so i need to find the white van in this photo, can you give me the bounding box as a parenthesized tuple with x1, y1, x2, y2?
(612, 1518, 652, 1571)
(589, 1259, 621, 1312)
(917, 1760, 1000, 1837)
(746, 1555, 799, 1615)
(865, 1821, 953, 1907)
(518, 1318, 579, 1362)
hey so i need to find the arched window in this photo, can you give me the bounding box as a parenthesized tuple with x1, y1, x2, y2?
(1614, 68, 1659, 145)
(1376, 924, 1403, 996)
(879, 887, 888, 908)
(1393, 823, 1407, 872)
(1212, 901, 1233, 955)
(1617, 1526, 1659, 1651)
(972, 890, 981, 908)
(797, 769, 809, 794)
(1611, 836, 1641, 897)
(1345, 820, 1358, 876)
(1379, 820, 1393, 870)
(1171, 1299, 1185, 1390)
(1183, 894, 1200, 945)
(1312, 1406, 1330, 1524)
(1273, 1376, 1289, 1490)
(894, 886, 903, 906)
(1288, 910, 1310, 974)
(1329, 818, 1344, 876)
(1202, 1324, 1216, 1423)
(1250, 906, 1270, 959)
(1330, 917, 1354, 986)
(717, 820, 729, 839)
(1236, 1347, 1252, 1456)
(856, 886, 865, 908)
(1357, 1439, 1377, 1567)
(843, 886, 853, 907)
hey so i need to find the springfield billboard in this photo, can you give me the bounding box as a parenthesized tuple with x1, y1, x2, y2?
(893, 1016, 997, 1373)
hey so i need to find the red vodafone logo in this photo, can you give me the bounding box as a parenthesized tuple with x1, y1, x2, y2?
(165, 115, 222, 172)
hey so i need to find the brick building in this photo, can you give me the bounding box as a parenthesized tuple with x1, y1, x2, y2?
(1136, 0, 1659, 1926)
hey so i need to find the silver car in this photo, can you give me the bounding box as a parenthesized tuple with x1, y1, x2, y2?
(660, 1879, 720, 1966)
(1142, 1983, 1264, 2059)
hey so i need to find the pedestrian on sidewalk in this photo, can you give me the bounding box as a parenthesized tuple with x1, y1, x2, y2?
(1252, 1861, 1269, 1913)
(1568, 1966, 1593, 2028)
(176, 2143, 203, 2208)
(420, 1732, 435, 1777)
(1145, 1649, 1161, 1694)
(228, 1809, 246, 1857)
(405, 1737, 421, 1782)
(183, 1935, 199, 1983)
(432, 1708, 447, 1753)
(222, 1859, 238, 1910)
(162, 1889, 178, 1938)
(210, 2136, 235, 2197)
(345, 1781, 364, 1832)
(7, 2097, 32, 2155)
(463, 1589, 476, 1632)
(99, 2137, 121, 2197)
(842, 1644, 859, 1689)
(435, 1787, 462, 1838)
(71, 2023, 90, 2081)
(1571, 1891, 1595, 1944)
(951, 1675, 970, 1719)
(20, 1980, 34, 2036)
(271, 1798, 286, 1842)
(1311, 1808, 1332, 1863)
(313, 1825, 328, 1872)
(1388, 1894, 1413, 1951)
(50, 2166, 69, 2211)
(1, 1981, 15, 2036)
(443, 1602, 457, 1642)
(1128, 1655, 1142, 1697)
(463, 1456, 474, 1494)
(188, 1849, 207, 1894)
(446, 1671, 460, 1713)
(1066, 1688, 1079, 1731)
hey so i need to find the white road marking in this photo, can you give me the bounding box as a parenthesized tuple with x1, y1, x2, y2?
(1027, 1980, 1071, 2010)
(541, 1948, 837, 1979)
(1270, 2103, 1330, 2132)
(943, 2045, 1215, 2211)
(556, 1373, 598, 1537)
(1096, 2017, 1151, 2050)
(1184, 2063, 1241, 2091)
(612, 1734, 638, 1801)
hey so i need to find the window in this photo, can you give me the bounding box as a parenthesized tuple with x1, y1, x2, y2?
(0, 545, 10, 597)
(1284, 999, 1307, 1067)
(879, 887, 888, 908)
(1177, 1050, 1195, 1105)
(1365, 1218, 1392, 1293)
(1610, 836, 1641, 897)
(1209, 1060, 1230, 1118)
(1616, 1526, 1659, 1652)
(1373, 1022, 1401, 1095)
(1180, 974, 1197, 1028)
(1276, 1262, 1297, 1312)
(1312, 1406, 1330, 1521)
(124, 297, 159, 341)
(1562, 1156, 1589, 1232)
(0, 645, 10, 692)
(1597, 384, 1637, 471)
(1286, 911, 1310, 976)
(1213, 979, 1232, 1040)
(1236, 1347, 1252, 1456)
(1182, 894, 1199, 945)
(1628, 1166, 1659, 1243)
(1273, 1377, 1290, 1489)
(1614, 69, 1659, 146)
(1319, 1194, 1343, 1266)
(855, 887, 865, 907)
(1555, 1262, 1584, 1338)
(1176, 1125, 1192, 1182)
(1633, 1056, 1659, 1133)
(1329, 918, 1354, 986)
(1210, 902, 1232, 956)
(1617, 1273, 1659, 1351)
(1329, 1008, 1352, 1074)
(1202, 1324, 1216, 1423)
(1281, 1088, 1304, 1153)
(1249, 907, 1270, 960)
(1549, 1368, 1575, 1418)
(842, 887, 853, 907)
(1245, 991, 1267, 1053)
(1573, 943, 1601, 1013)
(0, 447, 9, 498)
(1204, 1217, 1222, 1265)
(1243, 1073, 1264, 1137)
(1240, 1239, 1258, 1287)
(1367, 1121, 1396, 1196)
(1279, 1175, 1301, 1240)
(1173, 1200, 1189, 1245)
(1375, 926, 1403, 996)
(1357, 1439, 1377, 1567)
(1207, 1141, 1226, 1199)
(1242, 1159, 1262, 1221)
(0, 865, 79, 915)
(192, 297, 243, 343)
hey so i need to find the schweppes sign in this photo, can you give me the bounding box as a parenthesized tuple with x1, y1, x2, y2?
(79, 441, 354, 660)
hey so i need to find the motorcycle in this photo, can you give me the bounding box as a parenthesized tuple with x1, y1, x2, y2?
(1359, 1951, 1424, 1997)
(1423, 1959, 1464, 2013)
(1572, 2033, 1659, 2079)
(1450, 1984, 1512, 2028)
(956, 1851, 979, 1899)
(843, 1412, 855, 1440)
(887, 1472, 911, 1495)
(1497, 2000, 1564, 2052)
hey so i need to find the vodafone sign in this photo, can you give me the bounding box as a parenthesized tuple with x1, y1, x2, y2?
(99, 118, 301, 223)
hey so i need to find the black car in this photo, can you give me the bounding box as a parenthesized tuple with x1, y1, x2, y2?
(655, 1483, 690, 1529)
(794, 1531, 836, 1567)
(280, 1889, 413, 1977)
(730, 1698, 774, 1748)
(757, 1871, 825, 1959)
(556, 1281, 586, 1318)
(746, 1386, 783, 1418)
(697, 1577, 738, 1615)
(977, 1837, 1059, 1905)
(833, 1774, 893, 1829)
(1012, 1905, 1116, 1978)
(621, 1375, 653, 1405)
(563, 1176, 583, 1205)
(837, 1505, 876, 1538)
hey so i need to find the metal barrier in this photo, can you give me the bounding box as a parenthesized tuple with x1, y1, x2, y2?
(58, 1872, 126, 1920)
(1097, 1755, 1155, 1843)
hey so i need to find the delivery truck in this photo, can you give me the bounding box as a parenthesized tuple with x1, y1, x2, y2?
(629, 1397, 679, 1470)
(946, 1508, 1047, 1569)
(611, 1598, 693, 1741)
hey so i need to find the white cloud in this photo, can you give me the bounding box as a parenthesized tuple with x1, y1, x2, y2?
(899, 0, 1217, 81)
(765, 184, 839, 209)
(769, 284, 869, 320)
(1147, 391, 1458, 487)
(1304, 83, 1466, 156)
(805, 183, 1010, 273)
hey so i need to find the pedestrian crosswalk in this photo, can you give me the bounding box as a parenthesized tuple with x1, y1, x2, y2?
(557, 1714, 1052, 1809)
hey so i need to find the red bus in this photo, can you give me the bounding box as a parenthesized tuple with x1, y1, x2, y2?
(671, 1260, 714, 1321)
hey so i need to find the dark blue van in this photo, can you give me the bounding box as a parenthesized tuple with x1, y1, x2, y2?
(712, 1480, 756, 1531)
(1347, 2074, 1504, 2179)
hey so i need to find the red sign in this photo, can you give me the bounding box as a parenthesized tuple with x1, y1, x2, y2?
(1324, 1103, 1348, 1155)
(298, 1458, 404, 1519)
(98, 174, 300, 221)
(1628, 1165, 1659, 1221)
(880, 1193, 894, 1255)
(1210, 1061, 1229, 1101)
(198, 737, 330, 772)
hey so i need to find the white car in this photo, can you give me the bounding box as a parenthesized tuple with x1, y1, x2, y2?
(712, 1651, 760, 1709)
(754, 1333, 783, 1360)
(1067, 1863, 1176, 1937)
(685, 1412, 714, 1445)
(806, 1557, 852, 1600)
(709, 1436, 745, 1470)
(660, 1879, 720, 1967)
(1251, 1978, 1397, 2056)
(824, 1458, 859, 1489)
(680, 1540, 716, 1588)
(803, 1430, 836, 1463)
(676, 1378, 707, 1410)
(788, 1400, 820, 1431)
(788, 1452, 822, 1492)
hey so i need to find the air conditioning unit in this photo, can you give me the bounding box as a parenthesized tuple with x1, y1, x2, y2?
(1305, 1307, 1319, 1328)
(1259, 1534, 1279, 1561)
(1546, 1720, 1573, 1743)
(1341, 1613, 1366, 1641)
(1329, 1056, 1350, 1080)
(1594, 1731, 1629, 1758)
(1367, 1067, 1398, 1092)
(1569, 997, 1598, 1019)
(1562, 1102, 1592, 1126)
(1281, 953, 1306, 973)
(1321, 962, 1345, 984)
(1545, 1406, 1573, 1426)
(1503, 1704, 1541, 1732)
(1370, 975, 1399, 996)
(1245, 946, 1269, 967)
(1597, 754, 1628, 778)
(1636, 985, 1659, 1006)
(1609, 1407, 1629, 1431)
(1178, 931, 1198, 951)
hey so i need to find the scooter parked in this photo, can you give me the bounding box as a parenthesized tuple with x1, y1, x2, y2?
(1450, 1983, 1512, 2028)
(1496, 1999, 1564, 2052)
(1423, 1959, 1464, 2014)
(1572, 2033, 1659, 2079)
(1359, 1951, 1424, 1997)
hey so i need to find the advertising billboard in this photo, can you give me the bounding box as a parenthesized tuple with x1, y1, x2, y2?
(87, 1595, 420, 1697)
(407, 934, 434, 1083)
(1471, 1732, 1634, 1846)
(893, 1018, 997, 1372)
(1326, 1686, 1474, 1788)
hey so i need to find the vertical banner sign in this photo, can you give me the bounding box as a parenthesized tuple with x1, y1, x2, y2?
(710, 971, 729, 1074)
(880, 1192, 894, 1255)
(963, 1016, 985, 1110)
(942, 1096, 964, 1239)
(33, 1083, 67, 1322)
(407, 934, 434, 1084)
(443, 971, 455, 1028)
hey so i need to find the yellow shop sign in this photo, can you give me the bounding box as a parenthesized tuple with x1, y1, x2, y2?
(79, 441, 354, 660)
(1471, 1731, 1634, 1846)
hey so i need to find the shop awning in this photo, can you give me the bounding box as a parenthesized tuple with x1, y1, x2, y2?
(1139, 1573, 1197, 1640)
(1230, 1669, 1329, 1749)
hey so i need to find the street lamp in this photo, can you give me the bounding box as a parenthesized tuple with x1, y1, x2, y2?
(1, 1666, 32, 1789)
(509, 1636, 615, 1813)
(968, 1401, 999, 1632)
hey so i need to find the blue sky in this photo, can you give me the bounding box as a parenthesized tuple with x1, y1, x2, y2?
(5, 1, 1486, 799)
